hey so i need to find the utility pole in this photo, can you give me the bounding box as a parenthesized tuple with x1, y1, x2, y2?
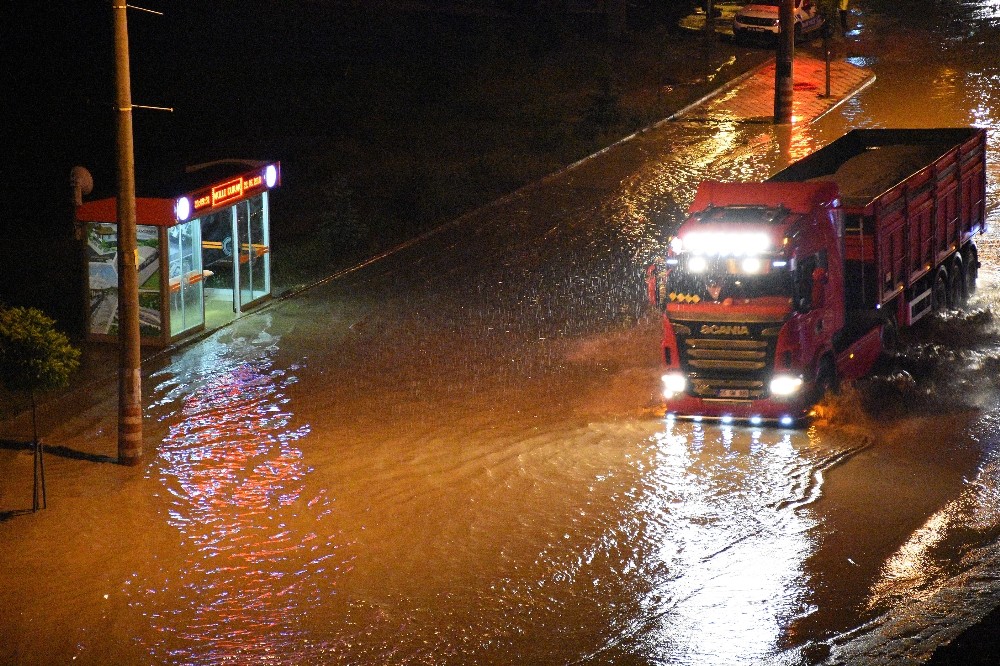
(774, 0, 795, 123)
(112, 0, 143, 465)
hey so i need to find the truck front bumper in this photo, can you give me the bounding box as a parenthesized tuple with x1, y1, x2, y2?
(663, 394, 812, 427)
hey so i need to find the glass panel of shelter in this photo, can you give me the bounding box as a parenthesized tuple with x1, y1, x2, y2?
(167, 221, 204, 337)
(196, 193, 271, 329)
(237, 193, 270, 309)
(199, 208, 238, 329)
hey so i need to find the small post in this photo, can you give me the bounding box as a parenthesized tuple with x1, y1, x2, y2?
(824, 23, 831, 97)
(31, 393, 46, 511)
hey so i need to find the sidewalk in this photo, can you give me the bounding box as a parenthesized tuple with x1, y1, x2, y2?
(677, 51, 874, 125)
(0, 51, 876, 442)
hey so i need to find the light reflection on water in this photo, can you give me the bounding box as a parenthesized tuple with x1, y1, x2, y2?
(136, 330, 350, 664)
(828, 413, 1000, 664)
(611, 419, 861, 665)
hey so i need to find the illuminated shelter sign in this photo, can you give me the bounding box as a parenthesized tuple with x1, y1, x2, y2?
(184, 163, 280, 219)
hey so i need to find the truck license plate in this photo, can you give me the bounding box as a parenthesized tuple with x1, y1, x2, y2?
(719, 389, 750, 398)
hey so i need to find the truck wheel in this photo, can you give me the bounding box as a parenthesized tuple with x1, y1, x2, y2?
(963, 248, 979, 297)
(932, 269, 949, 312)
(948, 259, 965, 308)
(816, 357, 838, 400)
(880, 315, 899, 358)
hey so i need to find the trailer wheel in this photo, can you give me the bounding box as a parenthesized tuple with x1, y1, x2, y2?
(963, 247, 979, 298)
(948, 258, 965, 308)
(932, 269, 950, 312)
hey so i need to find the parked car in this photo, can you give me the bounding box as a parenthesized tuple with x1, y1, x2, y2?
(732, 0, 825, 43)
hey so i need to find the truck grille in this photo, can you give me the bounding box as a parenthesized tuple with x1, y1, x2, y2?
(690, 378, 767, 400)
(686, 338, 768, 370)
(672, 321, 780, 399)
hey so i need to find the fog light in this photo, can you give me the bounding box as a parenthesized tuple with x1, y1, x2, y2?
(770, 374, 803, 396)
(780, 415, 794, 427)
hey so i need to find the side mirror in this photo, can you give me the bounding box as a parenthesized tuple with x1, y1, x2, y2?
(646, 264, 659, 307)
(646, 264, 668, 310)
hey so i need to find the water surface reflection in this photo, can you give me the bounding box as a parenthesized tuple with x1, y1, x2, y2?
(136, 330, 350, 664)
(581, 419, 865, 665)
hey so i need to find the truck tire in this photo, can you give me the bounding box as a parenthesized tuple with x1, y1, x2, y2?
(963, 247, 979, 297)
(815, 356, 838, 401)
(880, 314, 899, 358)
(948, 258, 965, 308)
(932, 269, 949, 312)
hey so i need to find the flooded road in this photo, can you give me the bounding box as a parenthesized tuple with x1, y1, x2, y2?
(6, 0, 1000, 663)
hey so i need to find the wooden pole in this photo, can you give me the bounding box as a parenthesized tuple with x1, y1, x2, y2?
(112, 1, 143, 466)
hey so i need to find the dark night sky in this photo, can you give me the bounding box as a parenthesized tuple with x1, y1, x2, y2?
(3, 1, 299, 319)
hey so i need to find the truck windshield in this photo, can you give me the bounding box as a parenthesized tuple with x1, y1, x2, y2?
(665, 263, 792, 303)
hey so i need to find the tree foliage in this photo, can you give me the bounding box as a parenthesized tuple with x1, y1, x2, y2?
(0, 306, 80, 395)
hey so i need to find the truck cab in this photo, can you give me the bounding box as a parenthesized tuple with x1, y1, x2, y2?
(648, 181, 845, 424)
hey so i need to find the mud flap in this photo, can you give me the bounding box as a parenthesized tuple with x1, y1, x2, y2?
(835, 324, 884, 382)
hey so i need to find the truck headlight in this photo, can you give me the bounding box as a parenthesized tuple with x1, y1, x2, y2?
(662, 372, 687, 399)
(770, 374, 803, 396)
(688, 256, 708, 273)
(741, 257, 763, 274)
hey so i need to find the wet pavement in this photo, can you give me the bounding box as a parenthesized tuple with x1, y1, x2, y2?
(683, 54, 874, 125)
(6, 2, 1000, 663)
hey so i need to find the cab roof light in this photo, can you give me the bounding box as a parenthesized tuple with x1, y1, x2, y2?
(677, 231, 771, 257)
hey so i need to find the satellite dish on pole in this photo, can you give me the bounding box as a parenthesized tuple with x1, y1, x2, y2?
(70, 166, 94, 207)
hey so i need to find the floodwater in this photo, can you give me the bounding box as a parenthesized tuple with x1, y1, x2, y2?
(6, 0, 1000, 663)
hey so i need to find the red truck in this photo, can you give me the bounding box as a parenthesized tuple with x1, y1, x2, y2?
(646, 128, 987, 425)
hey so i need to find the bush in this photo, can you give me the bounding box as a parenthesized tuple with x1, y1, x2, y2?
(0, 306, 80, 395)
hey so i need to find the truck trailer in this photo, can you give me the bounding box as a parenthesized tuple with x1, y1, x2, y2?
(646, 128, 987, 425)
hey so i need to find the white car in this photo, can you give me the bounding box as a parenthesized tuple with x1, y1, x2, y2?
(733, 0, 826, 42)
